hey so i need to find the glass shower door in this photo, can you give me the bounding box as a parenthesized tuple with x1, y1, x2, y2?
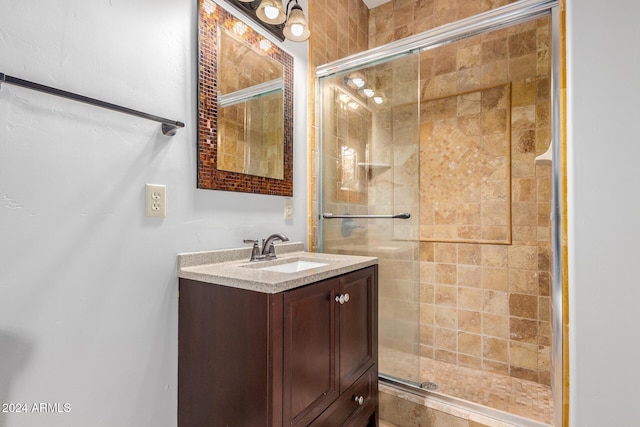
(318, 53, 422, 384)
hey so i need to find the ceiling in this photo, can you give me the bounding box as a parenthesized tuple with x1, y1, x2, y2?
(361, 0, 392, 9)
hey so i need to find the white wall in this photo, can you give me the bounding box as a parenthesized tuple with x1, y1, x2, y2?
(0, 0, 308, 426)
(567, 0, 640, 426)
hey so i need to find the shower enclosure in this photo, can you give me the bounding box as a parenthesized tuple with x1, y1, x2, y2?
(316, 1, 561, 425)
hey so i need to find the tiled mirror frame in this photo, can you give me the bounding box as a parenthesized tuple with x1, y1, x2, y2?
(198, 0, 294, 196)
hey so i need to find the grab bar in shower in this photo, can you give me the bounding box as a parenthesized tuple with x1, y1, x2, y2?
(0, 73, 185, 136)
(322, 212, 411, 219)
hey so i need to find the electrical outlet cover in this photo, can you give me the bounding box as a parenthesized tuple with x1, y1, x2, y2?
(145, 184, 166, 217)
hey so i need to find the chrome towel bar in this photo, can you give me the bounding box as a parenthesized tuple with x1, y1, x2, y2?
(322, 213, 410, 219)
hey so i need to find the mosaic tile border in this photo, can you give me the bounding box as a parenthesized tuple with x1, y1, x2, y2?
(420, 83, 512, 245)
(198, 0, 294, 196)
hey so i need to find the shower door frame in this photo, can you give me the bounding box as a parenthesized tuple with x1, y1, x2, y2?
(316, 0, 564, 426)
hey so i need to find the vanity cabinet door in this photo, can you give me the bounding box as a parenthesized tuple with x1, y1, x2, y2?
(338, 267, 377, 394)
(283, 278, 339, 427)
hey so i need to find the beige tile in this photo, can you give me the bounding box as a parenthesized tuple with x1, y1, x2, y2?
(458, 265, 482, 287)
(483, 290, 508, 315)
(482, 267, 508, 291)
(435, 305, 457, 328)
(538, 297, 551, 322)
(509, 317, 538, 343)
(482, 37, 508, 63)
(508, 28, 537, 57)
(509, 269, 539, 294)
(420, 324, 434, 346)
(457, 91, 482, 115)
(458, 243, 481, 265)
(508, 245, 538, 270)
(420, 241, 435, 261)
(538, 320, 552, 346)
(436, 264, 457, 285)
(459, 310, 481, 333)
(458, 287, 482, 310)
(513, 178, 536, 202)
(482, 245, 508, 267)
(434, 348, 457, 364)
(483, 337, 508, 362)
(483, 313, 509, 338)
(435, 327, 457, 352)
(420, 282, 435, 303)
(420, 262, 436, 284)
(509, 293, 538, 319)
(510, 341, 538, 369)
(458, 353, 482, 369)
(512, 79, 536, 106)
(435, 243, 457, 263)
(420, 302, 435, 324)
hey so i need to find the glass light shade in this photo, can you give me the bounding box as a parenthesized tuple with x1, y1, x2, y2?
(344, 72, 366, 90)
(362, 88, 375, 97)
(283, 4, 310, 41)
(256, 0, 286, 25)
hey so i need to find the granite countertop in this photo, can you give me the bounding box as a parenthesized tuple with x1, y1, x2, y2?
(177, 242, 378, 294)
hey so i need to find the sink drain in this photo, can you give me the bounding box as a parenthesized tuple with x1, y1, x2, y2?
(420, 381, 438, 391)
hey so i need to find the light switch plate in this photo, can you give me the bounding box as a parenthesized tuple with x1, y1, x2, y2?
(145, 184, 166, 217)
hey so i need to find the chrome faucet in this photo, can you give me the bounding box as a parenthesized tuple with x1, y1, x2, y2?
(261, 233, 289, 259)
(243, 233, 289, 262)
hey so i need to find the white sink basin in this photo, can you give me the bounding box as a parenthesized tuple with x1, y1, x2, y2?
(258, 260, 329, 273)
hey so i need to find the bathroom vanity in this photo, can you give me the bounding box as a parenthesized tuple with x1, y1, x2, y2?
(177, 243, 378, 427)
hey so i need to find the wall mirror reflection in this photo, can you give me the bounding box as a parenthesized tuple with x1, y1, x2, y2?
(217, 27, 284, 180)
(198, 0, 293, 196)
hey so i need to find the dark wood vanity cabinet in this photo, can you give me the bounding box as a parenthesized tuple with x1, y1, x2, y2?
(178, 265, 378, 427)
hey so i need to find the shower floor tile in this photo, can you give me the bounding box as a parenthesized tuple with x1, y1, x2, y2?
(380, 347, 553, 425)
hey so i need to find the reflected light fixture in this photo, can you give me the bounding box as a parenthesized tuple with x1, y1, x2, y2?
(361, 88, 375, 98)
(233, 21, 248, 35)
(344, 72, 366, 90)
(228, 0, 310, 42)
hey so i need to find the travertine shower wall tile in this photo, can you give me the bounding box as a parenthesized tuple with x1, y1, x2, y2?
(509, 293, 538, 319)
(458, 287, 483, 310)
(483, 313, 509, 338)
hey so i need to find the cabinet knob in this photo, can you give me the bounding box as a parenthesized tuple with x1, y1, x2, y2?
(335, 293, 350, 304)
(354, 395, 364, 405)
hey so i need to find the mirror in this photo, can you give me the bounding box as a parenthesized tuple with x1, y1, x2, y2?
(217, 27, 284, 180)
(198, 0, 293, 196)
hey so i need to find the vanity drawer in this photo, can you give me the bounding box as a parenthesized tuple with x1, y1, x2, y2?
(309, 367, 377, 427)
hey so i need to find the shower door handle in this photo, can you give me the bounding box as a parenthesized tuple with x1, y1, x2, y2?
(322, 212, 410, 219)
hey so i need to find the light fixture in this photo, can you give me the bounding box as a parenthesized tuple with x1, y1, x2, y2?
(259, 39, 272, 51)
(203, 0, 217, 14)
(256, 0, 287, 25)
(373, 94, 385, 105)
(226, 0, 310, 43)
(283, 1, 310, 41)
(233, 21, 248, 35)
(344, 72, 366, 90)
(361, 88, 375, 98)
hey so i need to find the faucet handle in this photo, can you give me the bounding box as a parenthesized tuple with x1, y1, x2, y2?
(243, 239, 261, 261)
(265, 241, 276, 258)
